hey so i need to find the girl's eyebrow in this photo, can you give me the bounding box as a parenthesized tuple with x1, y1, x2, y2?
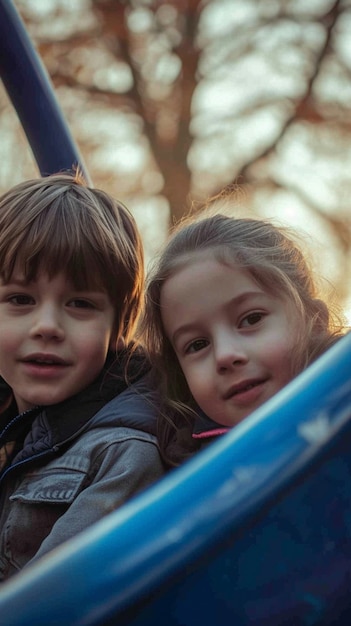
(171, 290, 266, 345)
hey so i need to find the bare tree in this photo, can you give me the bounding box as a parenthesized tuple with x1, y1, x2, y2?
(4, 0, 351, 308)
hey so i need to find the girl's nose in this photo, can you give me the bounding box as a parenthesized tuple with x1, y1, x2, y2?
(215, 335, 249, 373)
(30, 304, 65, 341)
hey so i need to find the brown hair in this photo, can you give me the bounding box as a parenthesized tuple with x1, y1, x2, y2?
(0, 171, 144, 346)
(140, 213, 346, 466)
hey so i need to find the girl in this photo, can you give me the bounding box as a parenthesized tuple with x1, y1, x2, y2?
(141, 213, 346, 467)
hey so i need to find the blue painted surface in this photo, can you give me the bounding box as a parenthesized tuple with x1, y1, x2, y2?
(0, 0, 90, 181)
(0, 332, 349, 625)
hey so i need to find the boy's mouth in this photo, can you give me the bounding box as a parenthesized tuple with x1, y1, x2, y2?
(22, 354, 67, 366)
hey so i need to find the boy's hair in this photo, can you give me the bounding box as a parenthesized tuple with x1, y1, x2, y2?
(140, 213, 346, 465)
(0, 172, 144, 347)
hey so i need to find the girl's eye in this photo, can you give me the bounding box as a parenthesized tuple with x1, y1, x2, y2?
(241, 312, 265, 327)
(186, 338, 209, 354)
(8, 294, 34, 306)
(69, 299, 95, 309)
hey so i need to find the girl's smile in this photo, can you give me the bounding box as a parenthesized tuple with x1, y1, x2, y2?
(160, 253, 299, 427)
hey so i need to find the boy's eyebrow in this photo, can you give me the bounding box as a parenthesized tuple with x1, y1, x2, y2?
(3, 276, 27, 286)
(171, 290, 266, 344)
(73, 289, 109, 297)
(3, 279, 108, 296)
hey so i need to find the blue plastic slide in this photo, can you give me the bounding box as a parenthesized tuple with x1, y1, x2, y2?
(0, 333, 350, 625)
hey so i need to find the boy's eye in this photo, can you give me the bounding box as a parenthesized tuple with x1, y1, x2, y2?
(241, 312, 265, 327)
(186, 338, 209, 354)
(8, 294, 34, 306)
(68, 299, 95, 309)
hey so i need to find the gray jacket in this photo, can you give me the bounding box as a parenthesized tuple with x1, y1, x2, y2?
(0, 370, 164, 582)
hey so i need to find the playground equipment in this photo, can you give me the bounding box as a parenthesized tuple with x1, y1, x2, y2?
(0, 1, 350, 624)
(0, 0, 90, 182)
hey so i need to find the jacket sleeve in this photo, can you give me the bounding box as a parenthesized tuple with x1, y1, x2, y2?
(28, 429, 165, 564)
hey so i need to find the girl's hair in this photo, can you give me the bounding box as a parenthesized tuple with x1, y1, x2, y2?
(0, 171, 144, 346)
(140, 213, 346, 466)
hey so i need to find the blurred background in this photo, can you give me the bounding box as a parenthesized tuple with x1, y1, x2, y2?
(1, 0, 351, 320)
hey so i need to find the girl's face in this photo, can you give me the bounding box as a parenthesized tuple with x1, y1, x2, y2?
(160, 253, 300, 428)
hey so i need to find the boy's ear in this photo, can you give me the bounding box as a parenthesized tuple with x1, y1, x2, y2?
(116, 336, 125, 351)
(110, 335, 125, 352)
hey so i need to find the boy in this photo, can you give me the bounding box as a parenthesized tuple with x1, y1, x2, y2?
(0, 172, 164, 581)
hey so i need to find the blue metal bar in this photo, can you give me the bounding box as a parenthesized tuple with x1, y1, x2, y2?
(0, 0, 91, 181)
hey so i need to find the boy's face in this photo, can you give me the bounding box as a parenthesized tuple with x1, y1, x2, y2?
(160, 254, 299, 428)
(0, 270, 117, 413)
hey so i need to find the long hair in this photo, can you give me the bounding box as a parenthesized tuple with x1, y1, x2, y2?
(140, 213, 346, 466)
(0, 171, 144, 346)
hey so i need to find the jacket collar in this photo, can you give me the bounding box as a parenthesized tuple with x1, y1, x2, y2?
(192, 409, 230, 440)
(45, 349, 150, 444)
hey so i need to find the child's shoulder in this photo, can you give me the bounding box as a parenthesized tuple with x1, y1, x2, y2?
(93, 373, 159, 437)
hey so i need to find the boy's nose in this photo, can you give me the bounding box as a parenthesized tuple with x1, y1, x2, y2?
(215, 335, 249, 372)
(30, 305, 65, 341)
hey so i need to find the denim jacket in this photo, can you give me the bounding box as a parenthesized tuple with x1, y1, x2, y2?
(0, 355, 164, 582)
